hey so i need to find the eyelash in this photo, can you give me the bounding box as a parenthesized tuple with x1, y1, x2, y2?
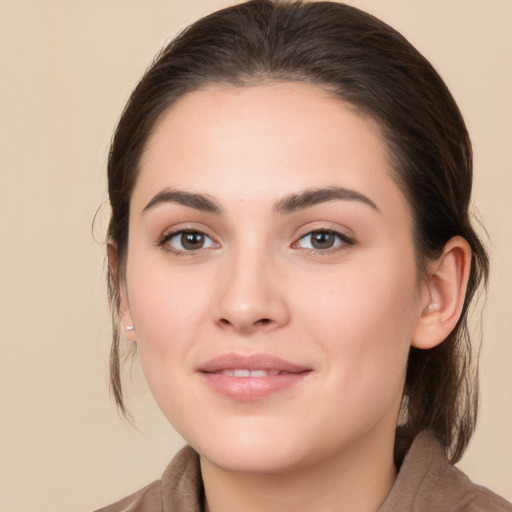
(157, 228, 354, 256)
(293, 229, 355, 254)
(158, 228, 218, 256)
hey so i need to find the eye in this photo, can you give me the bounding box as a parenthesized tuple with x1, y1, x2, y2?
(295, 229, 353, 251)
(162, 229, 217, 253)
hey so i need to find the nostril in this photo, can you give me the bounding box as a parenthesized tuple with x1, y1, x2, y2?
(217, 317, 272, 330)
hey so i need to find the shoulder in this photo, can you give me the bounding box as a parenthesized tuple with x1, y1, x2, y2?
(94, 445, 202, 512)
(439, 464, 512, 512)
(379, 431, 512, 512)
(95, 480, 162, 512)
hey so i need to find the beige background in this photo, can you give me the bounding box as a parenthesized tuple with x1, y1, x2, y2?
(0, 1, 510, 510)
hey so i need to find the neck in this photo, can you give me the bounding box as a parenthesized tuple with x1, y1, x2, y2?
(201, 431, 397, 512)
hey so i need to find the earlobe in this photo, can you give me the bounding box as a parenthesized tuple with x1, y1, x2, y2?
(412, 236, 471, 350)
(107, 241, 137, 343)
(121, 323, 136, 342)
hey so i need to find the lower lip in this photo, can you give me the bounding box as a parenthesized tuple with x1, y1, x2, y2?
(200, 372, 311, 400)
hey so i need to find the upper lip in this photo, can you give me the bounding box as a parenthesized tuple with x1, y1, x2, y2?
(198, 353, 311, 374)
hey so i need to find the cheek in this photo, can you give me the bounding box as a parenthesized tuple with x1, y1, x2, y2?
(125, 258, 214, 391)
(301, 253, 418, 333)
(128, 254, 210, 335)
(297, 253, 420, 386)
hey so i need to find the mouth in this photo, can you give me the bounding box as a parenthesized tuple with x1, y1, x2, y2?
(198, 353, 312, 400)
(212, 369, 282, 377)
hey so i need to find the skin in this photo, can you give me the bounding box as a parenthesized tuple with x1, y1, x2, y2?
(114, 83, 471, 512)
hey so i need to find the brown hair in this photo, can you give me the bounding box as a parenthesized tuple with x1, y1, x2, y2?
(106, 0, 488, 463)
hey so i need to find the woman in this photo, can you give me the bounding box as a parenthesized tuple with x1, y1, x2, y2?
(99, 0, 511, 510)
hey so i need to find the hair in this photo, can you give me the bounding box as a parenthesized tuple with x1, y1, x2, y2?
(106, 0, 488, 463)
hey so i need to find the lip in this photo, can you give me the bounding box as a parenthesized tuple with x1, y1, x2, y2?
(198, 353, 312, 401)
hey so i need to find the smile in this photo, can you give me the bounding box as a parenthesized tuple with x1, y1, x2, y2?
(198, 353, 312, 400)
(214, 369, 281, 377)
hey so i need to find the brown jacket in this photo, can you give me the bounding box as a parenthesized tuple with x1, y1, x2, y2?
(96, 431, 511, 512)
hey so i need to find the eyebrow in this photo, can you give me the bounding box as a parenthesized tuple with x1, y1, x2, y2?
(142, 188, 223, 215)
(274, 187, 379, 214)
(142, 185, 378, 216)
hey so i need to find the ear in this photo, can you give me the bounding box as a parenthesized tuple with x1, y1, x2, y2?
(412, 236, 471, 349)
(107, 241, 136, 343)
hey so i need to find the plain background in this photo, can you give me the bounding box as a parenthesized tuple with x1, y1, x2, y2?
(0, 1, 510, 510)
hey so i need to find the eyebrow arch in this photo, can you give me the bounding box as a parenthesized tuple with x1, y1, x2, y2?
(142, 188, 223, 215)
(274, 187, 379, 215)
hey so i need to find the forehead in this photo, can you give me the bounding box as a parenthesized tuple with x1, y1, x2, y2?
(134, 83, 406, 218)
(144, 82, 385, 165)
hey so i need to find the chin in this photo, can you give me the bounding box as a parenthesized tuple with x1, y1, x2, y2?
(202, 441, 308, 475)
(185, 420, 312, 474)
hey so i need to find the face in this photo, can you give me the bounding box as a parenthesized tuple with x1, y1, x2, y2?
(120, 83, 428, 474)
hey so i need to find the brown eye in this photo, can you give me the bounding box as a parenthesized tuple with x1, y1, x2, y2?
(165, 230, 216, 252)
(181, 231, 205, 250)
(310, 231, 336, 249)
(295, 229, 353, 251)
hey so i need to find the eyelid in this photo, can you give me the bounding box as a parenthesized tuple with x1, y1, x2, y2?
(157, 225, 220, 255)
(291, 226, 355, 253)
(155, 222, 354, 256)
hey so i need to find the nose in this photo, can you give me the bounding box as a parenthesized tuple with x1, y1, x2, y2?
(213, 251, 290, 334)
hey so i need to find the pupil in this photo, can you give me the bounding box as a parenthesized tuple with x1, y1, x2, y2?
(182, 232, 204, 250)
(312, 231, 333, 249)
